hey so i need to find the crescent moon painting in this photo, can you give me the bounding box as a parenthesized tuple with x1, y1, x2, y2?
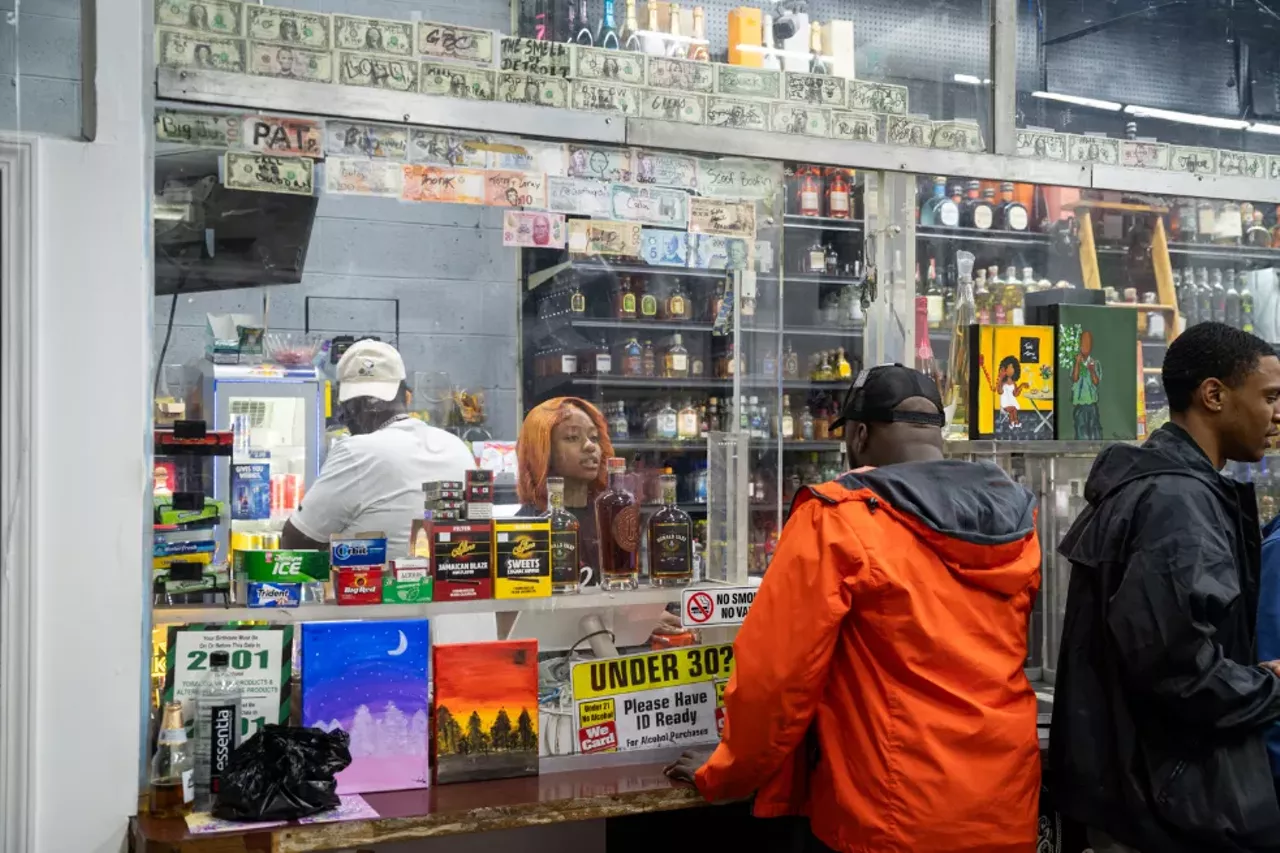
(387, 630, 408, 656)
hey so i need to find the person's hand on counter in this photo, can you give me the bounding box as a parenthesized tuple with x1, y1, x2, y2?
(664, 747, 714, 790)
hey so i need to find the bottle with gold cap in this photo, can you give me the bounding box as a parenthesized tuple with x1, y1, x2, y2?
(688, 6, 710, 61)
(150, 701, 195, 818)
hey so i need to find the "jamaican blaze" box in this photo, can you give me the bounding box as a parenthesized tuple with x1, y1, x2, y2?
(432, 522, 494, 601)
(493, 519, 551, 599)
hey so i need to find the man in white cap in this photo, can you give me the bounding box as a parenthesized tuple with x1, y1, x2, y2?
(282, 339, 475, 559)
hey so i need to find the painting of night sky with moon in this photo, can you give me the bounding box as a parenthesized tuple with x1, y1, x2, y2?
(433, 640, 539, 784)
(301, 619, 430, 794)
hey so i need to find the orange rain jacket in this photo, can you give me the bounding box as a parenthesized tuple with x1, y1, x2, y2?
(695, 460, 1042, 853)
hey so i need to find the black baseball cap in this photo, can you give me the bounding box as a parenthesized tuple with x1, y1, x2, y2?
(830, 364, 945, 431)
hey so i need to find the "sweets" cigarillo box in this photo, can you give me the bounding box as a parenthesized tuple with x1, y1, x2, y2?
(493, 519, 551, 599)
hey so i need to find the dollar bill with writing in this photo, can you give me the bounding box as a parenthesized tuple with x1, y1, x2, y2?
(706, 96, 770, 132)
(568, 219, 642, 257)
(1270, 156, 1280, 181)
(713, 65, 781, 99)
(157, 29, 246, 72)
(244, 5, 329, 48)
(769, 103, 830, 137)
(688, 234, 752, 270)
(334, 14, 412, 57)
(325, 157, 404, 197)
(639, 228, 691, 267)
(503, 211, 567, 248)
(640, 90, 706, 125)
(408, 128, 488, 167)
(847, 81, 908, 116)
(1169, 145, 1217, 174)
(885, 116, 932, 148)
(224, 151, 314, 196)
(498, 73, 570, 108)
(401, 165, 485, 204)
(830, 110, 879, 143)
(337, 51, 418, 92)
(696, 158, 781, 206)
(420, 21, 497, 67)
(610, 183, 690, 228)
(635, 150, 698, 191)
(572, 81, 642, 116)
(501, 37, 571, 78)
(573, 45, 643, 85)
(484, 170, 548, 208)
(784, 71, 845, 106)
(155, 0, 243, 37)
(155, 109, 239, 147)
(548, 176, 612, 216)
(247, 41, 333, 82)
(689, 197, 756, 238)
(1219, 149, 1265, 178)
(325, 121, 409, 160)
(645, 55, 714, 93)
(1015, 130, 1067, 161)
(567, 145, 633, 182)
(931, 120, 983, 153)
(1068, 134, 1120, 166)
(420, 62, 495, 100)
(1120, 140, 1169, 170)
(241, 115, 322, 157)
(486, 136, 567, 174)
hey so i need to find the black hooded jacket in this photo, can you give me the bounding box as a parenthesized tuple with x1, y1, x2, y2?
(1050, 422, 1280, 852)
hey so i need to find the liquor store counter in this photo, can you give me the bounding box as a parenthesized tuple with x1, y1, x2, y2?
(131, 760, 703, 853)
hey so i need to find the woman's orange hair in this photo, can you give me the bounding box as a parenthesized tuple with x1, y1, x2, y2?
(517, 397, 614, 511)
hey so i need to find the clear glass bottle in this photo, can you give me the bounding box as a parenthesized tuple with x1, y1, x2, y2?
(1197, 200, 1217, 244)
(677, 398, 698, 439)
(925, 258, 943, 328)
(687, 5, 709, 61)
(193, 651, 243, 813)
(648, 474, 694, 587)
(1216, 200, 1242, 246)
(800, 406, 815, 440)
(974, 268, 991, 324)
(641, 339, 657, 376)
(150, 701, 194, 818)
(665, 2, 684, 58)
(1211, 267, 1227, 323)
(1248, 210, 1272, 248)
(663, 333, 689, 378)
(595, 457, 639, 590)
(656, 399, 678, 439)
(806, 236, 826, 273)
(594, 337, 612, 376)
(783, 343, 800, 379)
(944, 251, 977, 428)
(1225, 269, 1243, 329)
(1241, 272, 1256, 334)
(1196, 267, 1213, 325)
(547, 477, 581, 595)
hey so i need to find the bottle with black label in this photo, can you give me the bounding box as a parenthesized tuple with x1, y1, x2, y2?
(547, 476, 581, 594)
(193, 650, 243, 812)
(647, 474, 693, 587)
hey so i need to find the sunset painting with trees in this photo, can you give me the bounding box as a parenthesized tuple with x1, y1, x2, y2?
(433, 640, 539, 783)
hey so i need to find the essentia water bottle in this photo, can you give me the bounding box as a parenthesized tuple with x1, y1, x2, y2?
(192, 651, 243, 812)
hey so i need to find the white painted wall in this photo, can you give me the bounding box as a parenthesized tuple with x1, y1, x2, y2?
(27, 0, 149, 849)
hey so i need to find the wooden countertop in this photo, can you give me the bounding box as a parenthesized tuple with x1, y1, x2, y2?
(132, 762, 704, 853)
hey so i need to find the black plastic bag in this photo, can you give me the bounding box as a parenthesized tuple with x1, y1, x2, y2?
(212, 725, 352, 822)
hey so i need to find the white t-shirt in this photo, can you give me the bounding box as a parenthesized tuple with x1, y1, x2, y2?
(290, 418, 475, 559)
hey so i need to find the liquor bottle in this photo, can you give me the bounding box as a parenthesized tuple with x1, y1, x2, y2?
(914, 295, 938, 380)
(826, 170, 851, 219)
(961, 180, 994, 230)
(664, 333, 690, 378)
(761, 14, 781, 71)
(974, 269, 991, 325)
(666, 279, 688, 320)
(547, 477, 581, 595)
(648, 474, 693, 587)
(1176, 198, 1198, 243)
(806, 236, 826, 273)
(677, 398, 699, 439)
(656, 399, 677, 438)
(925, 258, 943, 328)
(808, 21, 828, 74)
(919, 177, 957, 227)
(1197, 200, 1217, 244)
(780, 394, 795, 439)
(1248, 210, 1271, 247)
(690, 352, 704, 376)
(596, 457, 639, 590)
(706, 397, 719, 433)
(783, 343, 800, 379)
(574, 0, 594, 45)
(1241, 274, 1256, 334)
(762, 347, 777, 378)
(1002, 265, 1023, 325)
(621, 335, 643, 375)
(835, 347, 852, 379)
(641, 2, 666, 55)
(666, 3, 685, 58)
(747, 396, 764, 438)
(1142, 292, 1166, 341)
(193, 651, 243, 812)
(688, 6, 709, 61)
(618, 0, 641, 50)
(150, 701, 194, 818)
(1196, 267, 1213, 326)
(593, 337, 612, 375)
(639, 279, 658, 318)
(996, 182, 1028, 231)
(1211, 268, 1227, 323)
(1273, 206, 1280, 248)
(1216, 200, 1242, 246)
(616, 275, 636, 319)
(798, 168, 822, 217)
(1225, 269, 1242, 329)
(562, 0, 578, 42)
(641, 339, 656, 376)
(799, 406, 815, 440)
(1174, 269, 1196, 327)
(944, 252, 976, 427)
(824, 243, 839, 275)
(596, 0, 620, 49)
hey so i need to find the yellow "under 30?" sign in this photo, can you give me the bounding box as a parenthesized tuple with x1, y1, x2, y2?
(572, 644, 735, 701)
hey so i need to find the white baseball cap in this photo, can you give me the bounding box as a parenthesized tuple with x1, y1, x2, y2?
(336, 340, 406, 403)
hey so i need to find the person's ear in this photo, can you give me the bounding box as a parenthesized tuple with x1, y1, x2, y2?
(1200, 378, 1226, 414)
(847, 422, 869, 462)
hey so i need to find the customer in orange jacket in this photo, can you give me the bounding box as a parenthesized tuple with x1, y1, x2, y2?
(666, 365, 1042, 853)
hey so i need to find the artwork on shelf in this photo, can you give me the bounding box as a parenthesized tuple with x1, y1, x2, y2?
(968, 324, 1056, 441)
(301, 619, 430, 794)
(1051, 305, 1138, 441)
(433, 639, 539, 784)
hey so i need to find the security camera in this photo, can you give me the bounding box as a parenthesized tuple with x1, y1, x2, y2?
(772, 0, 808, 44)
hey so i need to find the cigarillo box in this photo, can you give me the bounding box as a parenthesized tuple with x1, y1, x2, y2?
(432, 522, 493, 601)
(493, 519, 551, 599)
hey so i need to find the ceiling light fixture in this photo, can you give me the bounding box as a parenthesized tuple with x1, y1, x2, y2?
(1123, 104, 1249, 130)
(1031, 91, 1122, 111)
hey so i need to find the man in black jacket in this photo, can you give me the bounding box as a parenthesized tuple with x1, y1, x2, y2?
(1050, 322, 1280, 852)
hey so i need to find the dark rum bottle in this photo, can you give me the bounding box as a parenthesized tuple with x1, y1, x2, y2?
(596, 457, 639, 590)
(648, 474, 693, 587)
(547, 477, 581, 594)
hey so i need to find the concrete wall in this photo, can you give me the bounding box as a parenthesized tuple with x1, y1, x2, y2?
(0, 0, 83, 137)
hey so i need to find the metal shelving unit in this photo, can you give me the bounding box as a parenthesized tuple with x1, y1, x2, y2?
(917, 225, 1051, 246)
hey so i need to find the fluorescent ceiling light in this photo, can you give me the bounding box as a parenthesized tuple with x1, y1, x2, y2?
(1249, 122, 1280, 135)
(1031, 91, 1122, 111)
(1123, 104, 1249, 130)
(953, 74, 991, 86)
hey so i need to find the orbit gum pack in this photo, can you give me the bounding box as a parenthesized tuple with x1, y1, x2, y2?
(330, 532, 388, 606)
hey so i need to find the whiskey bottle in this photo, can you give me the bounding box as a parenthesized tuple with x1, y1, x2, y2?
(688, 6, 710, 61)
(781, 394, 795, 439)
(547, 477, 581, 595)
(1197, 200, 1217, 244)
(666, 279, 688, 320)
(798, 168, 823, 217)
(150, 701, 194, 818)
(827, 169, 852, 219)
(664, 333, 690, 378)
(621, 336, 643, 375)
(619, 0, 641, 51)
(974, 269, 991, 324)
(925, 258, 944, 328)
(1176, 198, 1198, 242)
(616, 275, 637, 319)
(996, 182, 1028, 231)
(639, 279, 658, 318)
(641, 339, 657, 376)
(1248, 210, 1272, 247)
(919, 176, 958, 227)
(677, 398, 699, 439)
(783, 342, 800, 379)
(1216, 201, 1243, 246)
(961, 180, 994, 230)
(806, 236, 826, 273)
(569, 273, 586, 314)
(574, 0, 594, 45)
(648, 474, 693, 587)
(596, 0, 620, 49)
(596, 457, 640, 590)
(593, 337, 612, 375)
